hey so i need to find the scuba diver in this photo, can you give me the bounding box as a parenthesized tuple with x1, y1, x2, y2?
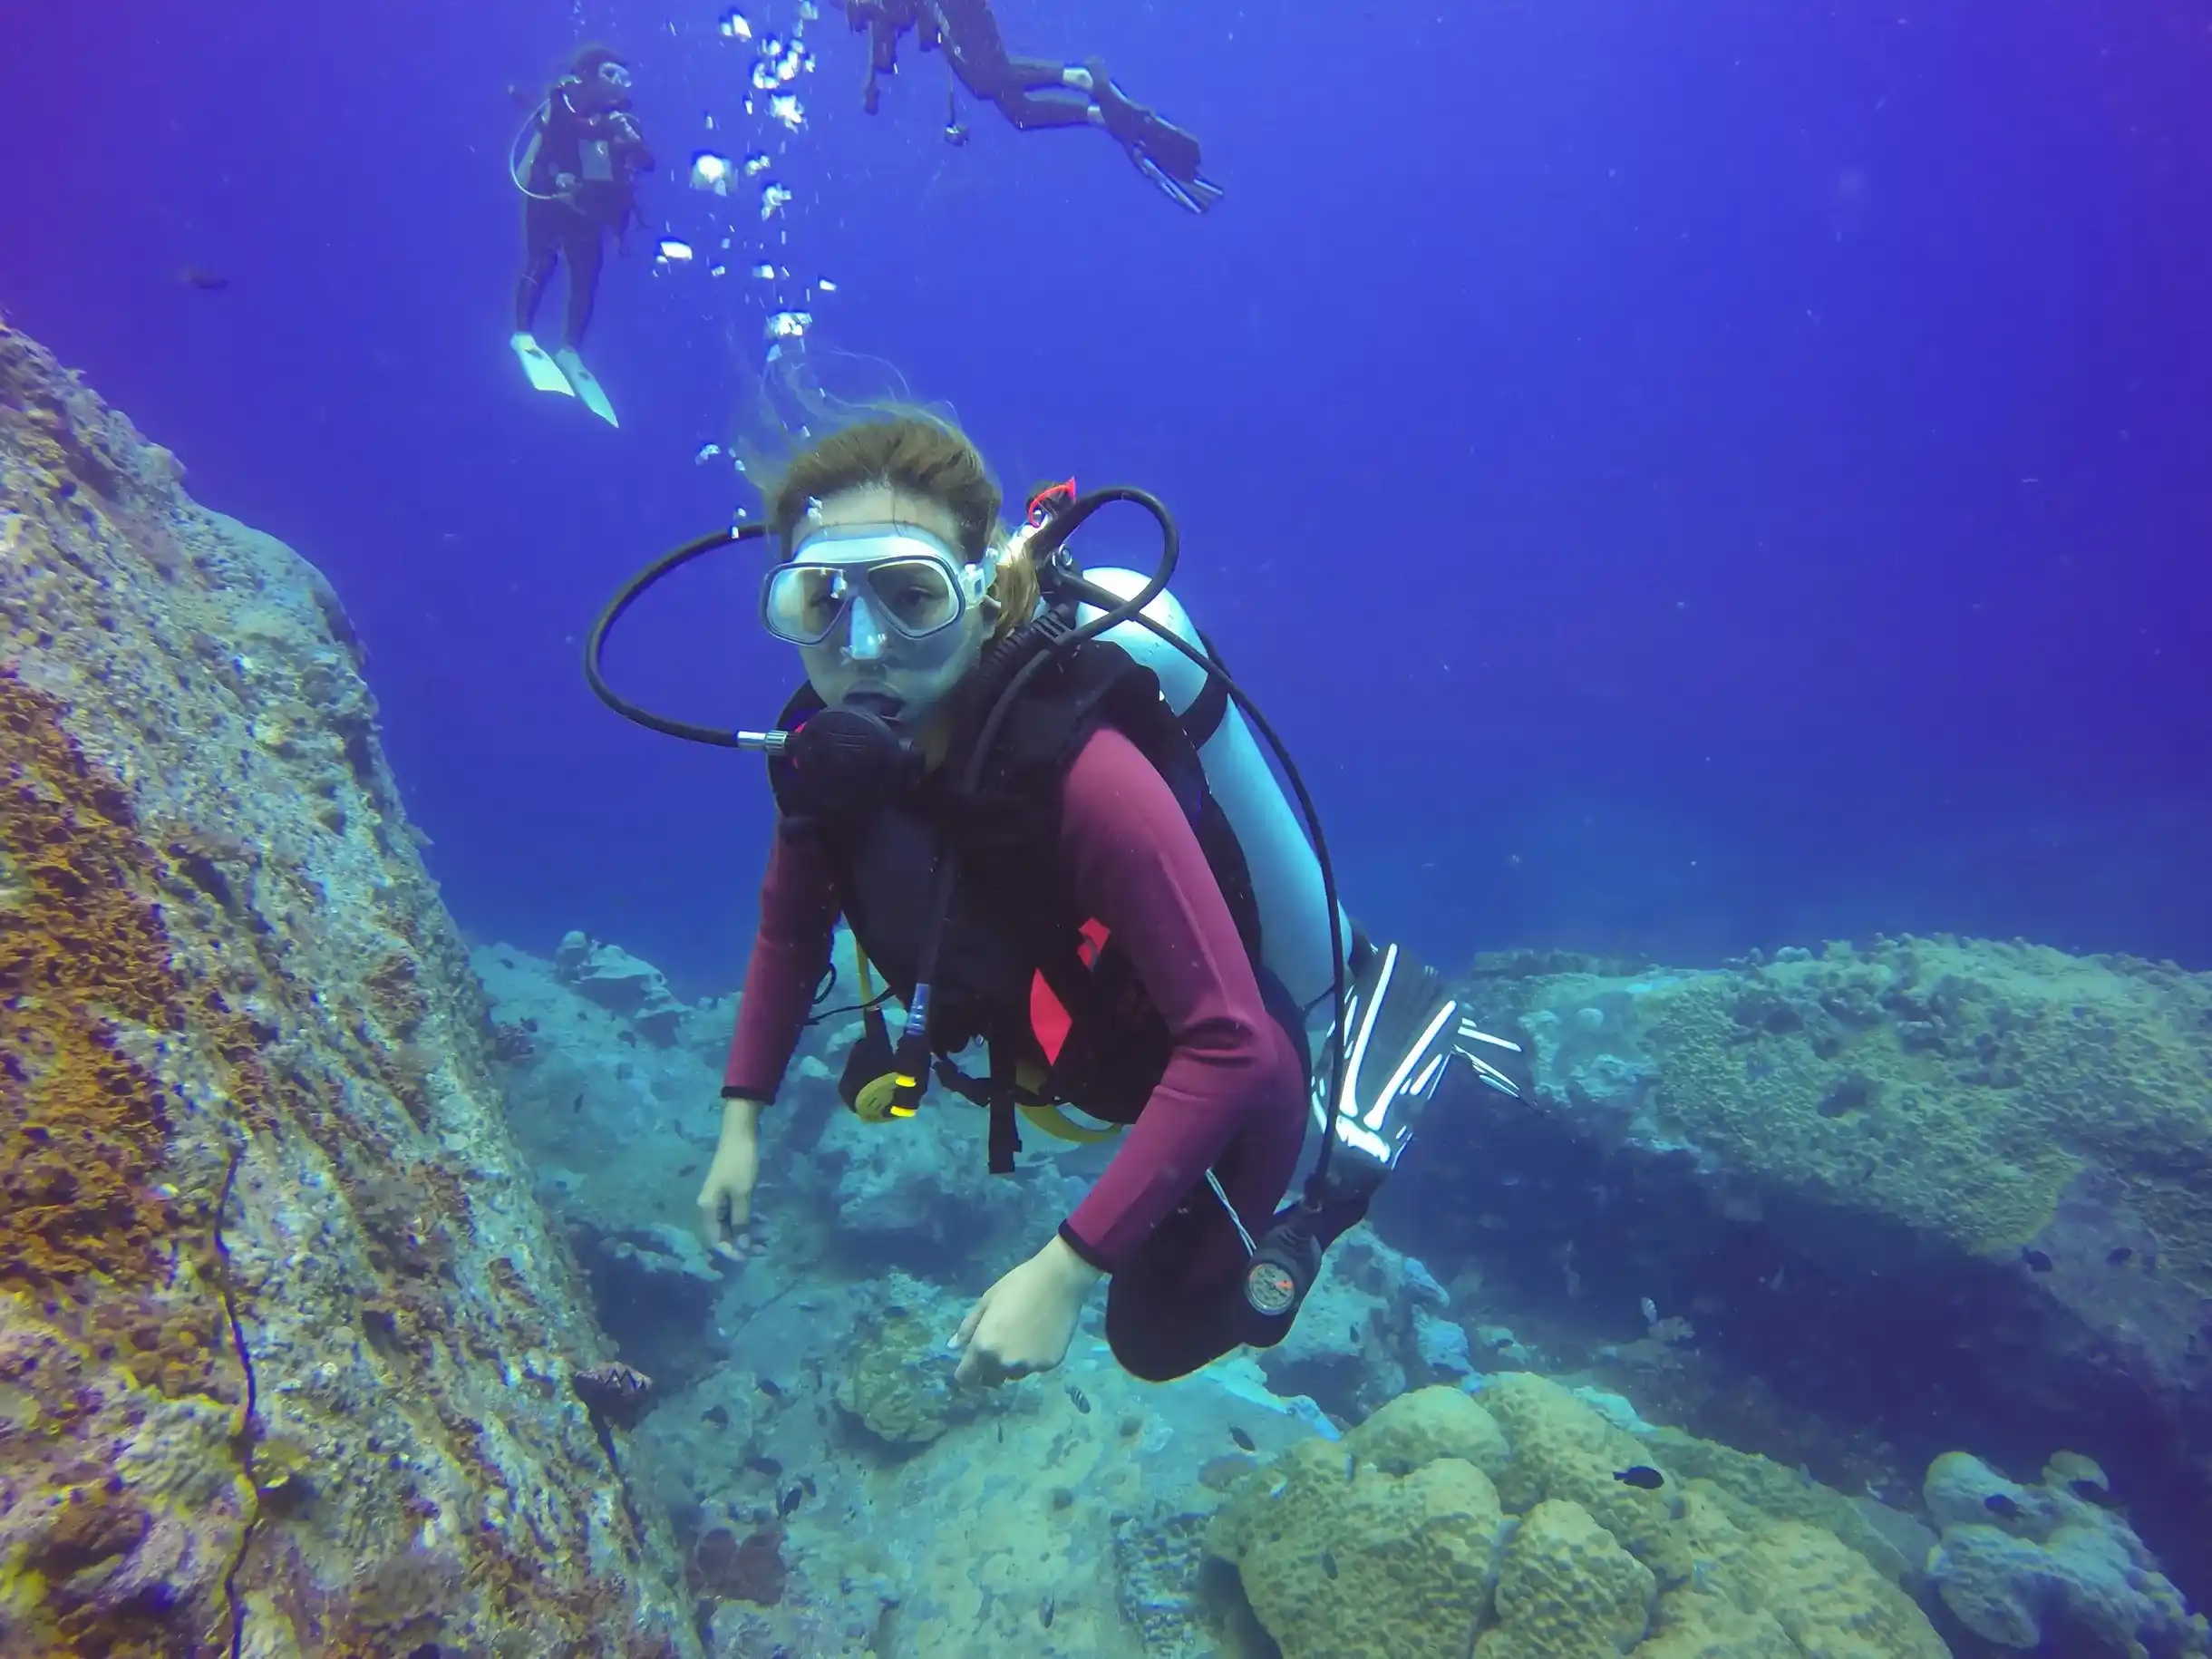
(509, 44, 655, 427)
(840, 0, 1221, 215)
(585, 415, 1522, 1386)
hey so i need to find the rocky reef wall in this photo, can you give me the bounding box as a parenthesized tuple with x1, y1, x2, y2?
(0, 324, 698, 1656)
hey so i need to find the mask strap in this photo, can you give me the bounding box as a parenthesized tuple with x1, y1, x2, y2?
(970, 543, 1004, 606)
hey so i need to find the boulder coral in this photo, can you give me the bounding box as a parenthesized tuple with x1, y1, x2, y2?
(1924, 1450, 2208, 1656)
(1209, 1379, 1948, 1659)
(1208, 1435, 1507, 1659)
(835, 1305, 980, 1450)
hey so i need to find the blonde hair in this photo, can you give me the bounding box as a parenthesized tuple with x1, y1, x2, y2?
(763, 415, 1039, 643)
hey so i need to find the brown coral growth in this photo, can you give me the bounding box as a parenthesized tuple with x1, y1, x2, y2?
(0, 666, 185, 1294)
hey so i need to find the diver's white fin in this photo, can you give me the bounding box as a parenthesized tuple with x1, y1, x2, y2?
(554, 348, 619, 428)
(511, 331, 575, 396)
(1455, 1016, 1524, 1096)
(1305, 943, 1467, 1185)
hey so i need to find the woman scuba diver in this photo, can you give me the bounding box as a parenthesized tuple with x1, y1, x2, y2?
(589, 415, 1519, 1384)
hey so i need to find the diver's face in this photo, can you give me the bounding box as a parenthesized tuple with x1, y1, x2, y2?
(588, 61, 634, 103)
(790, 485, 992, 724)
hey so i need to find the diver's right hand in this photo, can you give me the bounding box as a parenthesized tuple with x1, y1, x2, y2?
(697, 1097, 762, 1263)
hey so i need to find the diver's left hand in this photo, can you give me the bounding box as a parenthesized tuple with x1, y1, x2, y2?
(951, 1235, 1104, 1386)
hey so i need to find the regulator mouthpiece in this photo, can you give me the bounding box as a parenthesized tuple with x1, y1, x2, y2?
(781, 703, 919, 818)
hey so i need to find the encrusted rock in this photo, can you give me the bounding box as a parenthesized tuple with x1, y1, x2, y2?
(0, 322, 698, 1655)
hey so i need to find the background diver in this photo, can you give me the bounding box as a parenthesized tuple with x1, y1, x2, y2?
(839, 0, 1221, 214)
(671, 417, 1518, 1387)
(509, 44, 655, 427)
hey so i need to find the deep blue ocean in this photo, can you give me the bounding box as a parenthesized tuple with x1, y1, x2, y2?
(13, 0, 2207, 992)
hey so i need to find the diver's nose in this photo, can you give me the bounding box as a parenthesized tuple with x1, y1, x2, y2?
(844, 592, 888, 662)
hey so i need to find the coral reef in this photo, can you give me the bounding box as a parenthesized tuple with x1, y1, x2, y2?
(1391, 936, 2212, 1599)
(1110, 1505, 1219, 1657)
(835, 1305, 985, 1450)
(1257, 1224, 1470, 1418)
(1631, 938, 2212, 1267)
(554, 930, 694, 1045)
(687, 1524, 788, 1606)
(1924, 1450, 2209, 1655)
(1208, 1379, 1949, 1659)
(0, 322, 697, 1654)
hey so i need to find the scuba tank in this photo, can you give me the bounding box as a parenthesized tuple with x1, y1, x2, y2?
(1072, 568, 1346, 1021)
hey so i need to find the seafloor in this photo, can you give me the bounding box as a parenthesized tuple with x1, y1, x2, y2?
(3, 321, 2208, 1657)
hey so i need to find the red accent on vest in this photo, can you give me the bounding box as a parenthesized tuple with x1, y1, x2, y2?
(1029, 917, 1111, 1063)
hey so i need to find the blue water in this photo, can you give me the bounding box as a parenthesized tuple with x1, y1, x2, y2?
(14, 0, 2208, 992)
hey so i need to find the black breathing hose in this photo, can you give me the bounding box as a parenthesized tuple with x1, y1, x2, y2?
(582, 523, 770, 746)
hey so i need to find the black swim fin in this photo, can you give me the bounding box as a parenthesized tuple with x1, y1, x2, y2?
(1088, 63, 1221, 214)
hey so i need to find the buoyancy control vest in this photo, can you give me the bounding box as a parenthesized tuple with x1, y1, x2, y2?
(766, 622, 1307, 1170)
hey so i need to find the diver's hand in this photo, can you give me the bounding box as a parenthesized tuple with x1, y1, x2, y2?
(950, 1235, 1102, 1386)
(696, 1097, 762, 1263)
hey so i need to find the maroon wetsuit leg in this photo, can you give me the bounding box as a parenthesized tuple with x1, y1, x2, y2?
(1100, 1070, 1307, 1382)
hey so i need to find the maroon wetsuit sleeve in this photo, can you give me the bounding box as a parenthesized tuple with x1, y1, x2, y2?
(1055, 727, 1305, 1272)
(721, 826, 841, 1102)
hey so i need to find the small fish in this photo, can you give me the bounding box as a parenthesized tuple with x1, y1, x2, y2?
(2107, 1247, 2132, 1266)
(1039, 1592, 1055, 1629)
(1321, 1548, 1339, 1580)
(1614, 1466, 1665, 1490)
(777, 1484, 803, 1518)
(799, 1474, 816, 1497)
(756, 1376, 785, 1400)
(571, 1092, 585, 1114)
(2022, 1248, 2054, 1273)
(1229, 1426, 1256, 1451)
(1984, 1493, 2023, 1519)
(178, 265, 229, 292)
(702, 1405, 729, 1428)
(744, 1454, 781, 1478)
(678, 1163, 698, 1177)
(1065, 1383, 1091, 1415)
(1348, 1323, 1360, 1345)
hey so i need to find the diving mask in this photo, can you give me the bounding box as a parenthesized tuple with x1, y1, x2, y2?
(763, 526, 998, 653)
(597, 61, 634, 91)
